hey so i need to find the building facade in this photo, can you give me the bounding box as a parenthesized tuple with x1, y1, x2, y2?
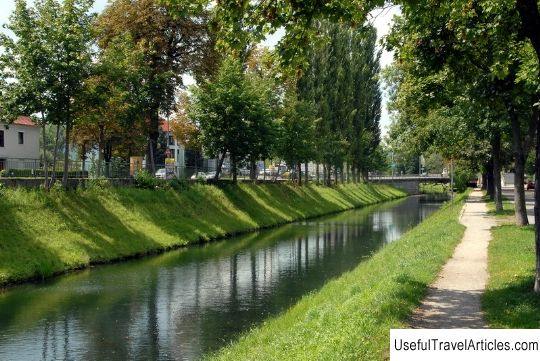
(0, 116, 40, 171)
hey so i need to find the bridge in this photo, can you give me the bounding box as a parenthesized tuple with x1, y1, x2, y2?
(369, 175, 451, 195)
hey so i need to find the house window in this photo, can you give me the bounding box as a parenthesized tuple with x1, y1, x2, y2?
(0, 130, 4, 147)
(168, 135, 174, 145)
(18, 131, 24, 145)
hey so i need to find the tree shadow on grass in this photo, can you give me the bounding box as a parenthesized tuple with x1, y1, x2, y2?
(221, 184, 348, 226)
(111, 186, 259, 244)
(0, 199, 78, 283)
(49, 191, 164, 260)
(482, 275, 540, 328)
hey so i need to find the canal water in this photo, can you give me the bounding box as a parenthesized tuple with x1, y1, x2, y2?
(0, 195, 445, 361)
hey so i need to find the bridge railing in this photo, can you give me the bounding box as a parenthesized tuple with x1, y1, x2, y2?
(368, 173, 450, 181)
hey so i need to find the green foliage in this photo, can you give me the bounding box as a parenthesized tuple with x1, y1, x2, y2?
(453, 168, 472, 193)
(484, 225, 540, 328)
(170, 177, 190, 191)
(0, 183, 405, 285)
(298, 22, 382, 180)
(134, 170, 157, 189)
(189, 57, 276, 179)
(0, 182, 5, 195)
(162, 0, 381, 69)
(1, 0, 96, 186)
(86, 177, 112, 192)
(206, 193, 468, 361)
(94, 0, 218, 168)
(276, 94, 316, 168)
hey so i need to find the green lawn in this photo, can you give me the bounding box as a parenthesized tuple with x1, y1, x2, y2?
(205, 192, 468, 361)
(0, 182, 404, 286)
(483, 225, 540, 328)
(484, 194, 514, 217)
(419, 183, 448, 194)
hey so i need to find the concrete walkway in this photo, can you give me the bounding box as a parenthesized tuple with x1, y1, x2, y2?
(409, 190, 496, 328)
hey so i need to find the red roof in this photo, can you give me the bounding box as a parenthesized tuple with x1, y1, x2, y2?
(14, 116, 37, 127)
(160, 121, 172, 132)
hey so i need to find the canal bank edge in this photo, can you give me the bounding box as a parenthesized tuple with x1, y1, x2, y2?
(206, 191, 469, 361)
(0, 183, 405, 287)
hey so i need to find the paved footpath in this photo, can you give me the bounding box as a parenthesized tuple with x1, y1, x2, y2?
(409, 190, 496, 328)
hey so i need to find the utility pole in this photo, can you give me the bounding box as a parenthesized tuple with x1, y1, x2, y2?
(450, 159, 454, 203)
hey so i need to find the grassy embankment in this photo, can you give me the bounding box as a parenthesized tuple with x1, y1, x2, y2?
(0, 182, 404, 286)
(483, 224, 540, 328)
(206, 192, 469, 361)
(419, 183, 448, 193)
(484, 194, 514, 218)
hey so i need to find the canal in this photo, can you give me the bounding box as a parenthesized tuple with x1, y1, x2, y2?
(0, 195, 445, 361)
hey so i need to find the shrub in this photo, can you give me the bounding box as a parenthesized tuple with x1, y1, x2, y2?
(454, 169, 471, 192)
(87, 177, 112, 191)
(0, 169, 6, 178)
(134, 170, 157, 189)
(170, 177, 190, 191)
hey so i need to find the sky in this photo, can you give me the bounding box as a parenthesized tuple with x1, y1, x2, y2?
(0, 0, 400, 135)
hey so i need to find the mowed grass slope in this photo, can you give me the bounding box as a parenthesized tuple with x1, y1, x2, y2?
(483, 225, 540, 328)
(0, 183, 404, 286)
(206, 193, 468, 361)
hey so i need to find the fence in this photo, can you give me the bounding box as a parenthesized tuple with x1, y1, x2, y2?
(0, 158, 128, 179)
(0, 157, 387, 184)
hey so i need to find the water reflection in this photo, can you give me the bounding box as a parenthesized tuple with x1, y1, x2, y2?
(0, 195, 443, 361)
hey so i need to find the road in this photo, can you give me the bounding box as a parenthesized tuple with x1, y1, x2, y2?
(501, 186, 535, 224)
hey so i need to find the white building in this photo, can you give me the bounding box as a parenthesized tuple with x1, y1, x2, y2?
(160, 121, 186, 177)
(0, 116, 40, 171)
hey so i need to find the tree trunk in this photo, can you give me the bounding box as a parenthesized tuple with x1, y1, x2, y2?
(50, 124, 61, 187)
(486, 158, 494, 199)
(232, 157, 237, 183)
(250, 159, 257, 180)
(62, 118, 71, 188)
(534, 101, 540, 292)
(297, 163, 302, 185)
(492, 130, 503, 212)
(508, 103, 529, 225)
(316, 163, 320, 183)
(146, 114, 159, 174)
(40, 113, 48, 190)
(304, 162, 309, 186)
(104, 140, 113, 178)
(215, 152, 226, 180)
(97, 124, 104, 178)
(516, 0, 540, 291)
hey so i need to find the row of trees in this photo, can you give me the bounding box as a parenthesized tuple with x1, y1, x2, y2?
(179, 21, 384, 185)
(0, 0, 384, 187)
(383, 0, 540, 291)
(173, 0, 540, 292)
(0, 0, 216, 187)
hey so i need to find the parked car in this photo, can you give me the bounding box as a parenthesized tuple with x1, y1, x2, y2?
(527, 181, 535, 190)
(206, 171, 217, 180)
(155, 168, 166, 179)
(257, 170, 273, 180)
(190, 172, 206, 180)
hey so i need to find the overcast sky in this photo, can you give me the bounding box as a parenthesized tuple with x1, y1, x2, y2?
(1, 1, 400, 135)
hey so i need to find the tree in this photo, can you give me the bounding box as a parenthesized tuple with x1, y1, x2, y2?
(1, 0, 95, 188)
(95, 0, 217, 173)
(1, 0, 48, 187)
(276, 93, 317, 185)
(297, 21, 382, 184)
(189, 57, 275, 182)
